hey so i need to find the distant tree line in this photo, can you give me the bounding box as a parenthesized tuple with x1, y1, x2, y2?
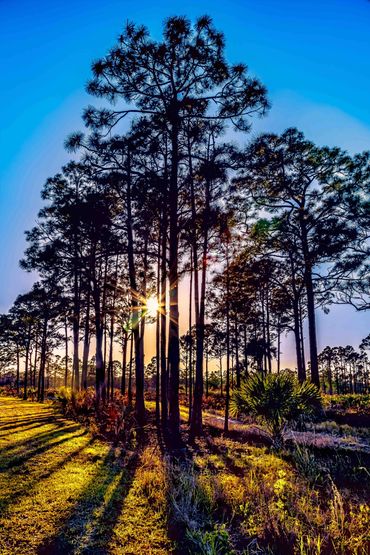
(0, 16, 368, 439)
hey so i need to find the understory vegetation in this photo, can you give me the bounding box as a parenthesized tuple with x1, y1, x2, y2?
(1, 391, 369, 554)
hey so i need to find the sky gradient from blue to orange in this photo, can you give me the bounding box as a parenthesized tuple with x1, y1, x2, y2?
(1, 0, 369, 367)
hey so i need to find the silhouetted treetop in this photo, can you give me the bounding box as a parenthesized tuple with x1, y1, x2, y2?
(83, 15, 269, 132)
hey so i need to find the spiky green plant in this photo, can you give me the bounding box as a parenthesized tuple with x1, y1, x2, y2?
(230, 373, 322, 448)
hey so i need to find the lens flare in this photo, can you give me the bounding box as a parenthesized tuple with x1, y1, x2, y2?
(146, 296, 159, 317)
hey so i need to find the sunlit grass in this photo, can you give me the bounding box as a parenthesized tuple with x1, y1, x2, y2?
(1, 397, 369, 554)
(0, 397, 173, 554)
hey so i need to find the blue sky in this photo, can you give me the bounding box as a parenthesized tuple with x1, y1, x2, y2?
(1, 0, 369, 365)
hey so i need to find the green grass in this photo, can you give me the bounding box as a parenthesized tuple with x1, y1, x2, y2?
(1, 396, 369, 554)
(0, 397, 173, 555)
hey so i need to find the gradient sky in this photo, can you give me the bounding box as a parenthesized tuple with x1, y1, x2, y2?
(1, 0, 369, 367)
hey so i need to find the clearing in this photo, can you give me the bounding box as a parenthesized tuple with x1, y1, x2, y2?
(1, 396, 369, 554)
(0, 397, 173, 555)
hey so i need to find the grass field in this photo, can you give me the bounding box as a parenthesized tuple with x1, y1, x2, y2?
(0, 397, 173, 555)
(0, 396, 369, 554)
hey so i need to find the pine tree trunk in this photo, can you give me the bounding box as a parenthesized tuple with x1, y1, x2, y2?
(64, 317, 69, 387)
(168, 114, 180, 441)
(121, 331, 128, 396)
(72, 269, 80, 391)
(305, 268, 320, 387)
(160, 197, 168, 425)
(224, 236, 230, 433)
(82, 288, 91, 390)
(155, 233, 161, 422)
(293, 298, 305, 382)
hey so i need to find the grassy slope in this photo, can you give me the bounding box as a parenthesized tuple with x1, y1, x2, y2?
(0, 397, 173, 555)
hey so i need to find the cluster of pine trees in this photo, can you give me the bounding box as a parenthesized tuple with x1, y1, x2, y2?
(0, 16, 369, 439)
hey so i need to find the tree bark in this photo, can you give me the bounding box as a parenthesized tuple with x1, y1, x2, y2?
(168, 112, 180, 441)
(224, 235, 230, 433)
(82, 287, 91, 390)
(121, 330, 128, 396)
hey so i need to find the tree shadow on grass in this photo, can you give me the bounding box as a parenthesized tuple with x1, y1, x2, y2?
(155, 423, 196, 555)
(0, 437, 96, 515)
(0, 426, 86, 470)
(0, 413, 54, 426)
(37, 446, 141, 555)
(0, 421, 78, 454)
(0, 416, 65, 437)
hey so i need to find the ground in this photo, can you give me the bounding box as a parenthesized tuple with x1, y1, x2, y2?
(0, 396, 369, 554)
(0, 397, 173, 555)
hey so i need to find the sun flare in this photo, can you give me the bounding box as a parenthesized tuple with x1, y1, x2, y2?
(146, 296, 159, 317)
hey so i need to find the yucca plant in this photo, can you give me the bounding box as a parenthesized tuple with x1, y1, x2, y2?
(230, 372, 322, 448)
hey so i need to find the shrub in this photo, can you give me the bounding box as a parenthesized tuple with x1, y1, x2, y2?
(291, 444, 324, 486)
(323, 394, 370, 415)
(186, 525, 235, 555)
(231, 373, 322, 448)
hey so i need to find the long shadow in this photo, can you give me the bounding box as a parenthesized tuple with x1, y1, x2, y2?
(0, 437, 95, 515)
(201, 435, 247, 477)
(37, 447, 141, 555)
(155, 422, 196, 555)
(0, 418, 62, 438)
(0, 412, 67, 431)
(205, 418, 272, 447)
(75, 450, 141, 554)
(0, 418, 66, 438)
(0, 423, 81, 457)
(0, 414, 54, 427)
(0, 428, 86, 471)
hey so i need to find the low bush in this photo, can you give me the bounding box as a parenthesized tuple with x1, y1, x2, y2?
(231, 373, 322, 448)
(323, 394, 370, 415)
(53, 387, 135, 447)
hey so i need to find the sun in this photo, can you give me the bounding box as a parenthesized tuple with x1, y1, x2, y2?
(146, 296, 159, 317)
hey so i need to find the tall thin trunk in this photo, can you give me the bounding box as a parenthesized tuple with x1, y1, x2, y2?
(191, 169, 211, 438)
(121, 330, 128, 396)
(121, 330, 128, 395)
(328, 355, 333, 395)
(128, 332, 134, 405)
(136, 234, 149, 425)
(299, 300, 306, 376)
(261, 291, 267, 376)
(293, 298, 305, 382)
(95, 316, 105, 402)
(235, 313, 240, 388)
(219, 354, 223, 397)
(188, 253, 193, 425)
(305, 268, 320, 387)
(299, 213, 319, 387)
(224, 234, 230, 433)
(72, 270, 80, 391)
(160, 194, 168, 425)
(23, 323, 31, 400)
(168, 113, 180, 440)
(266, 290, 272, 374)
(243, 325, 248, 379)
(82, 287, 91, 390)
(38, 318, 48, 402)
(108, 257, 119, 401)
(16, 346, 20, 394)
(205, 335, 209, 398)
(277, 317, 281, 374)
(125, 149, 145, 425)
(155, 232, 161, 421)
(93, 255, 105, 403)
(64, 317, 69, 387)
(33, 334, 38, 388)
